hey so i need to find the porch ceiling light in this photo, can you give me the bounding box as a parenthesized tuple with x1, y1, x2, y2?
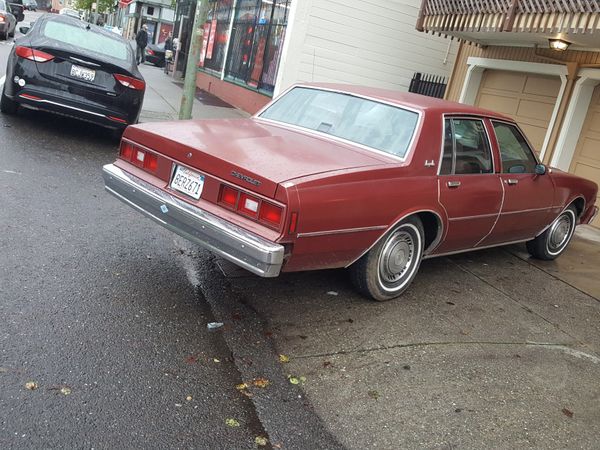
(548, 38, 570, 52)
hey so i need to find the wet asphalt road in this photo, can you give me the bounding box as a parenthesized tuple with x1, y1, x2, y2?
(0, 21, 267, 448)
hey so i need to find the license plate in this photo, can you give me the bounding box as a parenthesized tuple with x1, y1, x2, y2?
(170, 165, 205, 200)
(70, 64, 96, 82)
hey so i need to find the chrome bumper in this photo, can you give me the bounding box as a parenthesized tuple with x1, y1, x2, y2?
(102, 164, 285, 277)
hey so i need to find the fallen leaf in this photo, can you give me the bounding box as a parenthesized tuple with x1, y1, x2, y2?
(562, 408, 574, 418)
(279, 354, 290, 363)
(25, 381, 38, 390)
(368, 390, 380, 400)
(225, 418, 240, 427)
(186, 396, 192, 401)
(288, 376, 299, 385)
(253, 377, 270, 388)
(255, 436, 268, 446)
(60, 387, 71, 395)
(213, 358, 221, 363)
(299, 376, 307, 383)
(236, 383, 248, 391)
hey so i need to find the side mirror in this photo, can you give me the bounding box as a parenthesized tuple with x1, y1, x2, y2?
(19, 26, 30, 34)
(535, 164, 547, 175)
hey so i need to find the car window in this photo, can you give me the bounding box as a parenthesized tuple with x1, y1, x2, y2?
(42, 21, 130, 61)
(492, 121, 538, 174)
(259, 87, 419, 158)
(440, 118, 493, 175)
(0, 0, 7, 10)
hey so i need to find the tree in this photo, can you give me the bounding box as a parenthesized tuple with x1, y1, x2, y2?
(73, 0, 115, 14)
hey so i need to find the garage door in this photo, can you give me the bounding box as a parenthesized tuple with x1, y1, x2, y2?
(570, 84, 600, 228)
(474, 70, 561, 154)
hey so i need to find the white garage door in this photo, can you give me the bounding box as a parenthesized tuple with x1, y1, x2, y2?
(474, 70, 561, 154)
(571, 84, 600, 228)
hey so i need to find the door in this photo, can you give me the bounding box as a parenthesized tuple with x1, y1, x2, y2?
(570, 84, 600, 228)
(436, 118, 503, 253)
(475, 70, 561, 154)
(482, 121, 555, 245)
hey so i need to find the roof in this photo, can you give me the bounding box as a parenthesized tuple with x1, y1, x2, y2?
(294, 83, 514, 121)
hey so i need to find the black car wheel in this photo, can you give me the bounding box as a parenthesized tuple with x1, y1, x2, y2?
(1, 86, 18, 115)
(526, 205, 577, 261)
(350, 216, 424, 301)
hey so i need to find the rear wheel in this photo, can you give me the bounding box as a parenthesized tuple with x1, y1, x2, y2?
(526, 205, 577, 261)
(350, 216, 424, 301)
(0, 87, 18, 115)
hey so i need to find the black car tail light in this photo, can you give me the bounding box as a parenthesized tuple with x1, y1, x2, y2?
(15, 46, 55, 63)
(114, 74, 145, 91)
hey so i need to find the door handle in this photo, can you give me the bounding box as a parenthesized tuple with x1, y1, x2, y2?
(505, 179, 519, 185)
(447, 181, 461, 188)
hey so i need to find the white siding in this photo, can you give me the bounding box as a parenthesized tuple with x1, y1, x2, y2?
(276, 0, 457, 94)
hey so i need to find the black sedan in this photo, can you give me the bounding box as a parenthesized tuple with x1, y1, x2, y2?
(0, 0, 17, 39)
(0, 14, 145, 133)
(145, 41, 166, 67)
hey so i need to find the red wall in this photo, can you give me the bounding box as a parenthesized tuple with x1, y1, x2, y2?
(195, 71, 271, 115)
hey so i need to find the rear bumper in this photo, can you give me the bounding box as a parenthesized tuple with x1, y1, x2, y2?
(102, 164, 285, 277)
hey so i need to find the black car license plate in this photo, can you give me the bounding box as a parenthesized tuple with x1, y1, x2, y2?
(70, 64, 96, 82)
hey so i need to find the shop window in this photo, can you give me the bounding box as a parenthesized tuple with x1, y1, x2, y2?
(201, 0, 235, 74)
(224, 0, 291, 95)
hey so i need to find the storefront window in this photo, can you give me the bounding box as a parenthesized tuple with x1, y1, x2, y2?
(201, 0, 234, 73)
(225, 0, 291, 95)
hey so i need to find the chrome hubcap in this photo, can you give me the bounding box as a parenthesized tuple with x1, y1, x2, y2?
(379, 231, 414, 284)
(548, 214, 572, 252)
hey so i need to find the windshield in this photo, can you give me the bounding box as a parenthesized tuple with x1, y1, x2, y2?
(42, 21, 130, 61)
(259, 87, 419, 158)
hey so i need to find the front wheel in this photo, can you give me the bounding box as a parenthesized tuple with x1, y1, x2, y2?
(350, 216, 424, 301)
(526, 205, 577, 261)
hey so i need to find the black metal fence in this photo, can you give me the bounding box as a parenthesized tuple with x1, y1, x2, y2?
(409, 73, 447, 99)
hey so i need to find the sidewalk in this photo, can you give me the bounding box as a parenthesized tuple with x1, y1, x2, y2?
(137, 64, 248, 122)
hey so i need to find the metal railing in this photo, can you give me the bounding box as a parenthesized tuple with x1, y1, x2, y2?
(408, 73, 447, 99)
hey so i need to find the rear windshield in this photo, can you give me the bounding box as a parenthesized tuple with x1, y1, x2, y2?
(259, 87, 419, 158)
(42, 21, 130, 61)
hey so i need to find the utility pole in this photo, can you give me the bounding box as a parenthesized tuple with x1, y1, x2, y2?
(179, 0, 210, 120)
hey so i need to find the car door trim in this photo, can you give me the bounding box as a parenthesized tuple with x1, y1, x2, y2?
(297, 225, 388, 238)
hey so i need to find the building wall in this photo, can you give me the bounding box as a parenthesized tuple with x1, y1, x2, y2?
(445, 44, 600, 103)
(277, 0, 458, 94)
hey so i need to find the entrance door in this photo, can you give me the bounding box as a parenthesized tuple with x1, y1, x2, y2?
(436, 118, 503, 253)
(570, 84, 600, 228)
(475, 70, 561, 154)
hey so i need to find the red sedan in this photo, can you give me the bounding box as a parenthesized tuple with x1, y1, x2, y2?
(102, 84, 598, 301)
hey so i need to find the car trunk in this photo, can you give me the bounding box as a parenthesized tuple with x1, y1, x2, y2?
(124, 118, 393, 198)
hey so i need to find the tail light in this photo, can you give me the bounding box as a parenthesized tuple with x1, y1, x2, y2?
(119, 140, 158, 173)
(0, 16, 5, 23)
(15, 46, 55, 63)
(219, 184, 283, 229)
(146, 49, 155, 56)
(114, 74, 146, 91)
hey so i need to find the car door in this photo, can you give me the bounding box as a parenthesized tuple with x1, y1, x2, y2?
(481, 120, 555, 245)
(436, 117, 504, 254)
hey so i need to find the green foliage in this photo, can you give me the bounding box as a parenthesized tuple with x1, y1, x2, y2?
(73, 0, 115, 13)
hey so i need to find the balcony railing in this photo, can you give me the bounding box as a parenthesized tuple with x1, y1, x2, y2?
(417, 0, 600, 35)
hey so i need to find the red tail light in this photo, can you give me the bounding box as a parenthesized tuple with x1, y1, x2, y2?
(114, 74, 145, 91)
(288, 212, 298, 234)
(15, 46, 55, 63)
(146, 49, 155, 56)
(0, 16, 5, 23)
(218, 183, 284, 229)
(260, 202, 283, 225)
(119, 141, 158, 173)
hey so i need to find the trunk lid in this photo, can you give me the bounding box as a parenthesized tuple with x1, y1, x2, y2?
(125, 118, 393, 198)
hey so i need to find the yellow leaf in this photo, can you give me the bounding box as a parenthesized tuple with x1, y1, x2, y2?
(288, 376, 299, 385)
(252, 377, 270, 388)
(255, 436, 268, 446)
(225, 418, 240, 427)
(60, 387, 71, 395)
(236, 383, 248, 391)
(278, 354, 290, 363)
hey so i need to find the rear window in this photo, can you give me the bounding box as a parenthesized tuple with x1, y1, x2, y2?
(0, 0, 7, 10)
(259, 87, 419, 159)
(42, 21, 129, 61)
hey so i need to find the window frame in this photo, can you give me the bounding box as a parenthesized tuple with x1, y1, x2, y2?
(438, 115, 495, 176)
(255, 84, 424, 162)
(490, 119, 541, 174)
